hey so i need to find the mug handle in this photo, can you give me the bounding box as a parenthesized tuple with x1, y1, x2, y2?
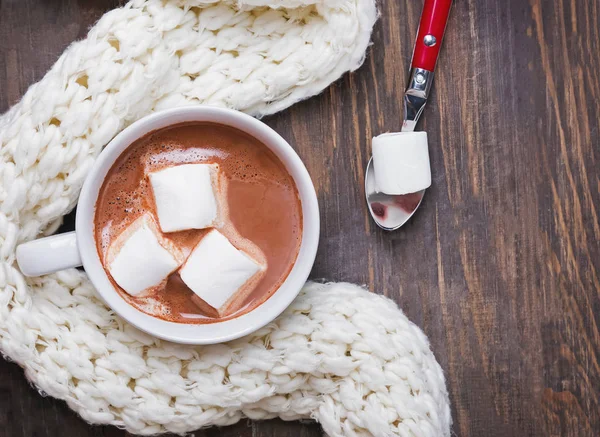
(16, 232, 82, 277)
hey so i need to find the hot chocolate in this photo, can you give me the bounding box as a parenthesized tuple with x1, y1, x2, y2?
(94, 122, 303, 323)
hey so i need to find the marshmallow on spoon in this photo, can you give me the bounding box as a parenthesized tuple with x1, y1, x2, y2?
(179, 229, 265, 317)
(149, 163, 219, 233)
(373, 132, 431, 195)
(107, 214, 183, 296)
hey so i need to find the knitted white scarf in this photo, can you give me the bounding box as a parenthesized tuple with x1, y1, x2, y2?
(0, 0, 451, 435)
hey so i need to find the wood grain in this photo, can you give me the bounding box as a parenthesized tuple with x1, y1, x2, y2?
(1, 0, 599, 436)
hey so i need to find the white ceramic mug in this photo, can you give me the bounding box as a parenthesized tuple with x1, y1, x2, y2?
(16, 107, 320, 344)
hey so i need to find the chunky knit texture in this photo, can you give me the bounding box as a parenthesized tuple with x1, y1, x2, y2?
(0, 0, 451, 435)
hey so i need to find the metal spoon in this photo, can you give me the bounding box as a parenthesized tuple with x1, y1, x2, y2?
(365, 0, 453, 231)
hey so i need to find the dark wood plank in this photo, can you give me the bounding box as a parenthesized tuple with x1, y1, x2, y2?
(1, 0, 599, 436)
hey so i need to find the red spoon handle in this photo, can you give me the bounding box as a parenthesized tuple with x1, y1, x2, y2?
(411, 0, 453, 72)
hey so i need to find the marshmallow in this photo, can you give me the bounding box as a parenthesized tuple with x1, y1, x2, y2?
(179, 229, 264, 317)
(149, 163, 219, 233)
(107, 214, 183, 296)
(372, 132, 431, 195)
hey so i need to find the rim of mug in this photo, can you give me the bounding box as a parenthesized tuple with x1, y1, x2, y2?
(76, 106, 320, 344)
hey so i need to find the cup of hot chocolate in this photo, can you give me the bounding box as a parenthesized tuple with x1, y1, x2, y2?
(16, 107, 320, 344)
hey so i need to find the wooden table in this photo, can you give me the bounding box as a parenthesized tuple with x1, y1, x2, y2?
(1, 0, 599, 436)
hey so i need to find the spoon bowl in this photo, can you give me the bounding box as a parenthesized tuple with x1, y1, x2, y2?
(365, 157, 425, 230)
